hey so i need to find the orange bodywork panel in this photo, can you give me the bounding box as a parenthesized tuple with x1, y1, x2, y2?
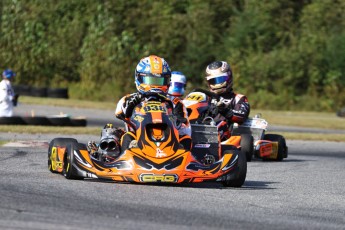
(255, 140, 279, 159)
(70, 147, 237, 183)
(222, 135, 241, 148)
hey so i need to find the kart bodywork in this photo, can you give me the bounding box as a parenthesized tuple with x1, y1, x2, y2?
(48, 94, 246, 187)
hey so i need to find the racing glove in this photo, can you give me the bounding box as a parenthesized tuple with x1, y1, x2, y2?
(173, 101, 187, 126)
(125, 93, 142, 118)
(216, 100, 233, 119)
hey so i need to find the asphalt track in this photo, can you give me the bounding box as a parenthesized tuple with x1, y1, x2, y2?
(0, 134, 345, 230)
(0, 104, 343, 229)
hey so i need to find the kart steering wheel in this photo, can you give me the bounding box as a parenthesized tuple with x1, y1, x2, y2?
(141, 92, 174, 109)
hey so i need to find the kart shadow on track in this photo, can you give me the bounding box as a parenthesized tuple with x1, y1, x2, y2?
(170, 181, 279, 190)
(250, 158, 308, 163)
(80, 178, 277, 190)
(240, 180, 279, 190)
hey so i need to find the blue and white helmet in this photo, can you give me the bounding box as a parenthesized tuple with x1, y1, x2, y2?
(134, 55, 171, 94)
(2, 69, 16, 79)
(168, 71, 187, 97)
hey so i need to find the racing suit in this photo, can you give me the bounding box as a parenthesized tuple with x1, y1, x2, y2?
(115, 93, 192, 152)
(0, 79, 15, 117)
(211, 91, 250, 141)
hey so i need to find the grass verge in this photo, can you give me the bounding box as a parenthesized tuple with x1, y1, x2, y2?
(20, 96, 115, 110)
(267, 132, 345, 142)
(0, 125, 99, 135)
(251, 109, 345, 130)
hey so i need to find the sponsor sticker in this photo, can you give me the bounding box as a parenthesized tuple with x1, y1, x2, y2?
(194, 144, 211, 148)
(156, 148, 166, 157)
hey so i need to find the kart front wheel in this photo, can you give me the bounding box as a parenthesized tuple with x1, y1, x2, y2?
(264, 134, 288, 161)
(48, 138, 78, 173)
(222, 150, 247, 187)
(62, 142, 84, 180)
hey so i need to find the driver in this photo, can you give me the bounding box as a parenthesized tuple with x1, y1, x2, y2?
(205, 61, 250, 140)
(167, 71, 187, 100)
(115, 55, 191, 153)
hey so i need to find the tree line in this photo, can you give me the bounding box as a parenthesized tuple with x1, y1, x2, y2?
(0, 0, 344, 111)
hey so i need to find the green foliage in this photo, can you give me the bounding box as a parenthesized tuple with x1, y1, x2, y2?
(0, 0, 344, 111)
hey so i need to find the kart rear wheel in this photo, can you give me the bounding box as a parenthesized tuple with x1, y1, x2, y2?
(264, 134, 288, 161)
(48, 138, 78, 173)
(222, 150, 247, 187)
(240, 134, 254, 162)
(62, 142, 84, 180)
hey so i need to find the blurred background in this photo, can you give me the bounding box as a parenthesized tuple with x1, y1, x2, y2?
(0, 0, 344, 111)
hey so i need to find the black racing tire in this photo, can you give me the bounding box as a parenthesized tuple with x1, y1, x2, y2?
(48, 138, 78, 173)
(0, 116, 26, 125)
(70, 117, 87, 127)
(47, 88, 69, 99)
(22, 116, 52, 126)
(47, 116, 72, 126)
(240, 134, 254, 162)
(62, 142, 84, 180)
(12, 84, 32, 96)
(264, 134, 287, 161)
(337, 107, 345, 117)
(30, 87, 48, 97)
(222, 150, 247, 187)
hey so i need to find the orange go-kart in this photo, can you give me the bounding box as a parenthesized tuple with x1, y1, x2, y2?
(183, 89, 254, 162)
(48, 93, 246, 187)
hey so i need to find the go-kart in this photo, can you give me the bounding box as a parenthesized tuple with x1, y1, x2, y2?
(231, 114, 288, 161)
(182, 89, 254, 162)
(48, 93, 246, 187)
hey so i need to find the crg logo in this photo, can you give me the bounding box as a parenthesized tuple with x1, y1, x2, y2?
(139, 174, 178, 183)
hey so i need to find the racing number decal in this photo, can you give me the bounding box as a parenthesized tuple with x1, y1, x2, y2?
(143, 104, 166, 113)
(185, 93, 206, 102)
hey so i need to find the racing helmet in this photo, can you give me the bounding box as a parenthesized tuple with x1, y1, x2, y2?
(2, 69, 16, 79)
(168, 71, 187, 97)
(135, 55, 171, 94)
(205, 61, 232, 94)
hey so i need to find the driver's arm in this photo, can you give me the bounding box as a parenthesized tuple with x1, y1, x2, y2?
(231, 95, 250, 124)
(115, 96, 127, 120)
(171, 97, 191, 136)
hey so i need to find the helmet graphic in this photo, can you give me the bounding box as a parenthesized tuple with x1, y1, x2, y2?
(168, 71, 187, 97)
(134, 55, 171, 94)
(205, 61, 232, 94)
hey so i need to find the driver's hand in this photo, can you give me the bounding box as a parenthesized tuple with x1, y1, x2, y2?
(216, 99, 233, 119)
(125, 93, 142, 118)
(216, 100, 227, 111)
(127, 93, 141, 108)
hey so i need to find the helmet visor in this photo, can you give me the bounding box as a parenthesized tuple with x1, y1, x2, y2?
(206, 75, 229, 85)
(168, 82, 185, 95)
(140, 76, 169, 86)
